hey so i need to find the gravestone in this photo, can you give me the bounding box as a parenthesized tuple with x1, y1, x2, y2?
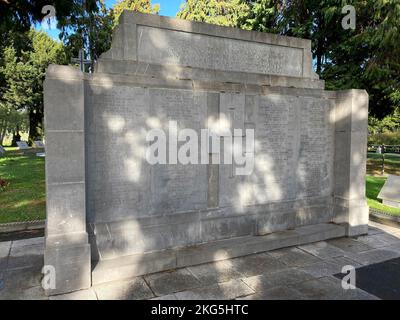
(16, 141, 29, 150)
(43, 12, 369, 295)
(34, 140, 45, 148)
(378, 175, 400, 208)
(0, 146, 5, 154)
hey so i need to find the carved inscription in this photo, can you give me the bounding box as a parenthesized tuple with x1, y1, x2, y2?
(86, 85, 151, 221)
(137, 26, 303, 77)
(297, 97, 334, 197)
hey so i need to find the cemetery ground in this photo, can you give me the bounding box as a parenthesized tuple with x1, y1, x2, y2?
(366, 152, 400, 217)
(0, 148, 45, 224)
(0, 150, 399, 224)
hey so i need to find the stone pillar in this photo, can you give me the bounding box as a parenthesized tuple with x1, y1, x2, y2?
(43, 65, 91, 295)
(333, 89, 369, 236)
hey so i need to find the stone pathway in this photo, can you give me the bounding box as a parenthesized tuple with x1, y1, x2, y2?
(1, 221, 399, 300)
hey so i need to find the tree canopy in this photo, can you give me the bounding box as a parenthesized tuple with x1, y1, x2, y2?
(0, 0, 399, 144)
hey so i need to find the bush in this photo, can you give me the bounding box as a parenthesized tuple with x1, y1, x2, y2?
(368, 131, 400, 145)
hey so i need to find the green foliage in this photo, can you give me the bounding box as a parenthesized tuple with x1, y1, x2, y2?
(368, 132, 400, 146)
(58, 0, 113, 68)
(177, 0, 249, 27)
(238, 0, 400, 120)
(0, 29, 66, 144)
(112, 0, 160, 27)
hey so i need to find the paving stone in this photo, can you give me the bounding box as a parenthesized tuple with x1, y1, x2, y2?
(242, 268, 315, 292)
(347, 248, 400, 266)
(0, 257, 7, 271)
(50, 288, 98, 300)
(94, 277, 154, 300)
(237, 285, 305, 300)
(150, 294, 178, 300)
(10, 243, 44, 257)
(187, 260, 243, 285)
(144, 269, 201, 296)
(0, 242, 11, 258)
(3, 267, 42, 290)
(369, 222, 398, 235)
(175, 279, 254, 300)
(7, 243, 43, 270)
(298, 241, 346, 259)
(297, 259, 350, 278)
(12, 237, 44, 248)
(327, 238, 373, 254)
(367, 226, 384, 235)
(7, 254, 43, 270)
(355, 234, 394, 249)
(267, 247, 322, 267)
(372, 233, 400, 245)
(229, 253, 287, 277)
(289, 276, 378, 300)
(0, 285, 47, 300)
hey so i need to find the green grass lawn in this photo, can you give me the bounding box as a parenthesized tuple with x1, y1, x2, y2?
(0, 148, 46, 223)
(366, 175, 400, 216)
(0, 149, 399, 223)
(367, 152, 400, 175)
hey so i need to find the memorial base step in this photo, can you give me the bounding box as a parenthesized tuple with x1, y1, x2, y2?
(91, 223, 346, 285)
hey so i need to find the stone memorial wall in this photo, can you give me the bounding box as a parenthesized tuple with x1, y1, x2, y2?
(44, 12, 369, 295)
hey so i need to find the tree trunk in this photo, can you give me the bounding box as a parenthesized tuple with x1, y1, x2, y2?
(28, 107, 44, 145)
(11, 125, 21, 147)
(0, 120, 7, 146)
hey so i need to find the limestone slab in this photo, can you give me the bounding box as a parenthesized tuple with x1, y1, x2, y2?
(175, 279, 254, 300)
(0, 242, 11, 258)
(377, 175, 400, 206)
(229, 253, 287, 277)
(94, 278, 153, 300)
(144, 269, 201, 297)
(49, 288, 98, 300)
(187, 260, 243, 285)
(267, 247, 322, 267)
(298, 241, 346, 259)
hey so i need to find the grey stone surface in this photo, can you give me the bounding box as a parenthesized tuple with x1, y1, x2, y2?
(44, 12, 369, 295)
(288, 276, 377, 300)
(0, 242, 11, 258)
(144, 269, 201, 297)
(49, 289, 97, 300)
(229, 253, 287, 277)
(297, 257, 359, 278)
(187, 260, 243, 285)
(327, 237, 373, 254)
(242, 267, 314, 291)
(267, 247, 322, 267)
(175, 279, 254, 300)
(298, 241, 346, 259)
(347, 248, 400, 266)
(378, 175, 400, 207)
(3, 220, 399, 300)
(94, 278, 153, 300)
(238, 285, 305, 300)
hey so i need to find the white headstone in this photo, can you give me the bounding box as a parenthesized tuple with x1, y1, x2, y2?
(16, 141, 29, 150)
(378, 175, 400, 208)
(34, 140, 45, 148)
(376, 146, 382, 154)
